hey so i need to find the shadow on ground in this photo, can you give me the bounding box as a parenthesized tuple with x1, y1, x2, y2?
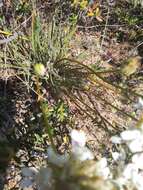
(0, 79, 38, 189)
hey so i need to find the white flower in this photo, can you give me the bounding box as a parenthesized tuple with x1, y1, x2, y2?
(112, 152, 121, 161)
(102, 167, 111, 179)
(115, 177, 127, 188)
(70, 130, 94, 161)
(112, 128, 143, 153)
(47, 147, 69, 167)
(123, 163, 138, 180)
(95, 158, 111, 179)
(132, 172, 143, 190)
(132, 153, 143, 169)
(98, 157, 108, 168)
(71, 129, 86, 147)
(72, 146, 94, 161)
(110, 136, 122, 144)
(120, 130, 141, 141)
(128, 138, 143, 153)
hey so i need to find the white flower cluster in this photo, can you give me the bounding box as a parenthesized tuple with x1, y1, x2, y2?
(111, 122, 143, 190)
(21, 129, 113, 190)
(71, 129, 94, 161)
(20, 116, 143, 190)
(46, 129, 94, 166)
(36, 130, 113, 190)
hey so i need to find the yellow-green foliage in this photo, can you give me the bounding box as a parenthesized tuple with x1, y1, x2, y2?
(72, 0, 88, 9)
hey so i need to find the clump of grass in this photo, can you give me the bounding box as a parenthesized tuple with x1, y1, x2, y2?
(0, 5, 87, 146)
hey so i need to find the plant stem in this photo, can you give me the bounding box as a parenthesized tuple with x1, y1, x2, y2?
(36, 76, 56, 151)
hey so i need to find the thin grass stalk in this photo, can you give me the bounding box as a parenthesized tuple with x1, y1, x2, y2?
(56, 58, 143, 99)
(35, 76, 56, 151)
(63, 88, 117, 131)
(81, 89, 138, 121)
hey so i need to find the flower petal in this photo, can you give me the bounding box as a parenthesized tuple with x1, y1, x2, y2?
(72, 146, 94, 161)
(110, 136, 122, 144)
(71, 130, 86, 147)
(120, 130, 141, 141)
(47, 147, 69, 166)
(112, 152, 120, 161)
(132, 153, 143, 169)
(128, 139, 143, 153)
(123, 163, 138, 180)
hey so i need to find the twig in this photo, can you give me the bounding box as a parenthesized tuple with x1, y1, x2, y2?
(77, 24, 126, 28)
(100, 6, 110, 52)
(14, 73, 47, 101)
(64, 88, 117, 130)
(129, 41, 143, 56)
(82, 89, 138, 121)
(0, 32, 27, 44)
